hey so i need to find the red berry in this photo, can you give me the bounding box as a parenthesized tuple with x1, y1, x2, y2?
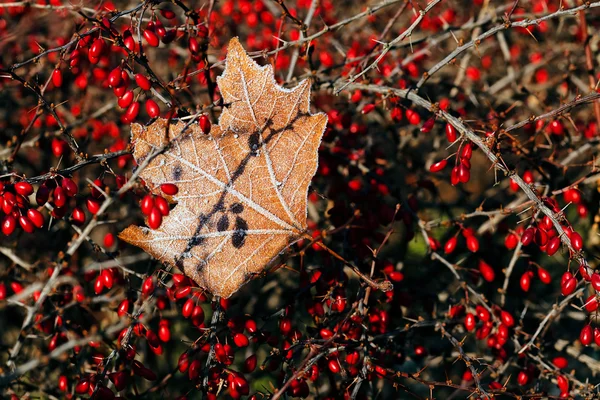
(27, 208, 44, 228)
(148, 207, 163, 229)
(505, 233, 518, 249)
(328, 358, 340, 374)
(445, 123, 457, 142)
(18, 215, 35, 233)
(52, 68, 63, 87)
(103, 233, 115, 248)
(182, 298, 195, 318)
(500, 310, 514, 327)
(71, 207, 86, 225)
(36, 185, 50, 206)
(560, 276, 577, 296)
(154, 196, 169, 216)
(14, 181, 33, 197)
(53, 186, 67, 208)
(158, 320, 171, 342)
(124, 101, 140, 123)
(143, 29, 160, 47)
(199, 115, 211, 134)
(102, 269, 114, 289)
(429, 159, 447, 173)
(556, 375, 569, 392)
(479, 260, 495, 282)
(188, 37, 200, 54)
(584, 294, 598, 312)
(233, 332, 249, 347)
(517, 370, 529, 386)
(89, 38, 105, 58)
(109, 371, 129, 392)
(75, 378, 90, 394)
(94, 275, 105, 294)
(466, 66, 481, 81)
(420, 117, 435, 133)
(475, 305, 490, 322)
(61, 178, 78, 197)
(444, 237, 457, 254)
(145, 99, 160, 118)
(460, 143, 473, 159)
(520, 272, 531, 292)
(118, 90, 134, 108)
(588, 274, 600, 294)
(550, 120, 564, 136)
(86, 198, 101, 214)
(141, 194, 154, 215)
(570, 232, 583, 251)
(135, 74, 151, 91)
(553, 357, 568, 369)
(160, 183, 178, 196)
(521, 228, 534, 246)
(58, 375, 68, 391)
(580, 324, 593, 346)
(457, 163, 470, 183)
(117, 299, 130, 317)
(108, 67, 123, 87)
(142, 276, 155, 296)
(546, 236, 561, 256)
(466, 235, 479, 252)
(537, 267, 551, 284)
(406, 109, 421, 125)
(464, 313, 476, 331)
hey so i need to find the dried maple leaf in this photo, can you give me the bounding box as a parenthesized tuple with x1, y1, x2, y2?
(119, 38, 327, 298)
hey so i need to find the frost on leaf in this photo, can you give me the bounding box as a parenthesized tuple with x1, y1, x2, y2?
(119, 38, 327, 298)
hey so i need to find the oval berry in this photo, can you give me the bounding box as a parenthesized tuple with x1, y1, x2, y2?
(160, 183, 178, 196)
(14, 181, 33, 197)
(145, 99, 160, 118)
(52, 68, 63, 87)
(546, 236, 561, 256)
(444, 237, 457, 254)
(199, 114, 211, 134)
(27, 209, 44, 228)
(143, 29, 160, 47)
(148, 207, 162, 229)
(429, 159, 447, 173)
(478, 260, 495, 282)
(570, 232, 583, 251)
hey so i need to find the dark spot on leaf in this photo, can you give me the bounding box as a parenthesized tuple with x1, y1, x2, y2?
(215, 199, 226, 212)
(196, 262, 204, 273)
(172, 164, 182, 181)
(198, 214, 209, 225)
(217, 215, 229, 232)
(230, 203, 244, 214)
(248, 133, 260, 155)
(189, 235, 205, 247)
(232, 217, 248, 249)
